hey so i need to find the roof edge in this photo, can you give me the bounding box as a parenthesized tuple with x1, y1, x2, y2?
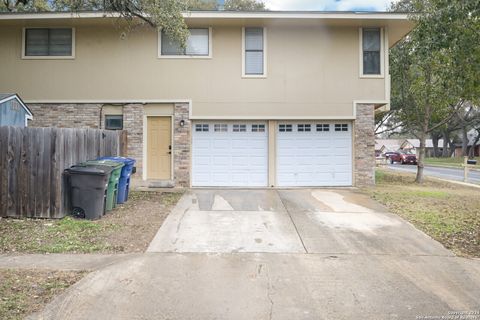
(0, 94, 34, 118)
(0, 10, 411, 21)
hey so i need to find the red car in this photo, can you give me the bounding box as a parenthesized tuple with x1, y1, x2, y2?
(387, 151, 417, 165)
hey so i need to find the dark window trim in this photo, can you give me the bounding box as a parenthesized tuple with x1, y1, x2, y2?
(362, 27, 382, 76)
(24, 27, 73, 57)
(104, 115, 123, 130)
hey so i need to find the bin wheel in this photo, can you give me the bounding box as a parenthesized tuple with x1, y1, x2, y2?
(72, 207, 86, 219)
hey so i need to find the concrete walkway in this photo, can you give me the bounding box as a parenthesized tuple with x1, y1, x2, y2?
(28, 189, 480, 320)
(0, 253, 139, 271)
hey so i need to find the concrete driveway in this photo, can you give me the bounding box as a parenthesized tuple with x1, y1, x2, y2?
(31, 189, 480, 320)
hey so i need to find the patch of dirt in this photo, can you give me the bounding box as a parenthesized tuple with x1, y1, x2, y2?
(364, 170, 480, 258)
(0, 269, 85, 320)
(0, 191, 183, 254)
(98, 191, 183, 253)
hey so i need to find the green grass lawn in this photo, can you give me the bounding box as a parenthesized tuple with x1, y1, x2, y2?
(0, 269, 85, 320)
(365, 170, 480, 258)
(424, 157, 478, 168)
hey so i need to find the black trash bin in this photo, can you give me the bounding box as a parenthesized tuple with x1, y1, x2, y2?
(65, 165, 113, 220)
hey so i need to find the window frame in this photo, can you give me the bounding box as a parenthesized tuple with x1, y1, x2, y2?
(242, 27, 267, 78)
(158, 27, 212, 59)
(104, 114, 124, 130)
(251, 124, 266, 132)
(214, 124, 228, 132)
(359, 27, 384, 78)
(232, 124, 247, 132)
(316, 124, 330, 132)
(334, 124, 349, 132)
(297, 124, 311, 132)
(279, 124, 293, 132)
(22, 27, 75, 60)
(195, 124, 210, 132)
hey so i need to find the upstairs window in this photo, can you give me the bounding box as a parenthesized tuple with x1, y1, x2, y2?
(24, 28, 73, 58)
(362, 28, 381, 75)
(243, 27, 265, 76)
(160, 28, 210, 57)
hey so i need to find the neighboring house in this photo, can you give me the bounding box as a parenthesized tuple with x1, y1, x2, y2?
(455, 129, 480, 157)
(401, 139, 444, 157)
(375, 139, 404, 155)
(0, 11, 413, 187)
(0, 93, 33, 127)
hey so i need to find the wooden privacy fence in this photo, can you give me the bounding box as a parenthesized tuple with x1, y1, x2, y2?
(0, 127, 127, 219)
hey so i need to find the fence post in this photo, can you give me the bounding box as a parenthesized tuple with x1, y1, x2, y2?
(120, 130, 128, 156)
(464, 156, 469, 182)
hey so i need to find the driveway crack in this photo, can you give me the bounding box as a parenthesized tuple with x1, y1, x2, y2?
(264, 264, 275, 320)
(276, 190, 308, 253)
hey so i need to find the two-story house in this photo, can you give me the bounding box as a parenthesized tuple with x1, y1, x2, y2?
(0, 11, 414, 188)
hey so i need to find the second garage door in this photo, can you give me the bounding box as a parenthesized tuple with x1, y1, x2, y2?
(192, 122, 268, 187)
(276, 122, 353, 187)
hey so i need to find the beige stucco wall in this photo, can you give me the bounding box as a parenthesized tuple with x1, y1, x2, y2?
(0, 22, 387, 118)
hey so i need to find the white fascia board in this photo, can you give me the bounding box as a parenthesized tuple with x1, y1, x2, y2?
(0, 11, 410, 21)
(0, 94, 34, 117)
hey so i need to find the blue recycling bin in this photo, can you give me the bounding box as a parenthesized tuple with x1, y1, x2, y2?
(97, 156, 136, 204)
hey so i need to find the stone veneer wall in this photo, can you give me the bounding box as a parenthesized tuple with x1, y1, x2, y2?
(29, 104, 102, 129)
(27, 103, 191, 187)
(173, 103, 191, 187)
(354, 104, 375, 186)
(122, 104, 144, 176)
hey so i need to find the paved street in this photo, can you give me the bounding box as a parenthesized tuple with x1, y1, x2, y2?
(30, 189, 480, 320)
(388, 164, 480, 184)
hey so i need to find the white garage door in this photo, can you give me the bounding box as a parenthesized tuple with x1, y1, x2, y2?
(192, 122, 268, 187)
(277, 122, 352, 187)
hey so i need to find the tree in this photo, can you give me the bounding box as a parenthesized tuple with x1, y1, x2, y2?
(224, 0, 265, 11)
(2, 0, 267, 45)
(186, 0, 217, 10)
(389, 0, 480, 183)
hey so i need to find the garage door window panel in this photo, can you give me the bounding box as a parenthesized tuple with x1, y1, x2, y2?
(279, 124, 293, 132)
(233, 124, 247, 132)
(335, 124, 349, 132)
(252, 124, 266, 132)
(195, 124, 209, 132)
(316, 124, 330, 132)
(297, 124, 311, 132)
(214, 124, 228, 132)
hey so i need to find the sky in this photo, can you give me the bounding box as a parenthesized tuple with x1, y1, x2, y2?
(263, 0, 394, 12)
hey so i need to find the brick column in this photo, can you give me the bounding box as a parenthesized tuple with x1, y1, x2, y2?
(173, 103, 191, 187)
(354, 104, 375, 186)
(123, 104, 144, 176)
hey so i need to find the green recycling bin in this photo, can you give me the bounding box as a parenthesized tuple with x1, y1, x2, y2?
(84, 160, 124, 211)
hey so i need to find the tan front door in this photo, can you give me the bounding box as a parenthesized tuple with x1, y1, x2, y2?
(147, 116, 171, 180)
